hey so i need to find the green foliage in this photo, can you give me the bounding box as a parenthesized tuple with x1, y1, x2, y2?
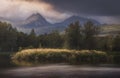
(16, 32, 28, 48)
(0, 21, 119, 65)
(113, 33, 120, 51)
(0, 20, 120, 59)
(83, 21, 100, 49)
(0, 52, 15, 68)
(64, 21, 100, 50)
(112, 55, 120, 64)
(38, 31, 64, 48)
(0, 22, 17, 52)
(0, 22, 39, 51)
(65, 21, 83, 49)
(26, 29, 38, 48)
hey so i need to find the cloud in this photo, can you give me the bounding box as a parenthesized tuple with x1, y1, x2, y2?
(0, 0, 71, 23)
(39, 0, 120, 24)
(0, 0, 120, 24)
(42, 0, 120, 16)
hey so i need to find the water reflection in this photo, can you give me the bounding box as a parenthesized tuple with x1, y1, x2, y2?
(1, 65, 120, 78)
(0, 54, 120, 78)
(12, 60, 35, 66)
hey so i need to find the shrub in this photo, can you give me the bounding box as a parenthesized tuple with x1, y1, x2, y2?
(68, 50, 107, 64)
(12, 49, 108, 65)
(113, 55, 120, 64)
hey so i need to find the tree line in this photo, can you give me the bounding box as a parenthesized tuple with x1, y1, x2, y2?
(0, 21, 120, 52)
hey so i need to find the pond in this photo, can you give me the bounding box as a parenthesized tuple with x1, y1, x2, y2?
(0, 53, 120, 78)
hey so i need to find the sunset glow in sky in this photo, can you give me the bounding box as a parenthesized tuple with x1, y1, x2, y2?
(0, 0, 120, 24)
(0, 0, 71, 23)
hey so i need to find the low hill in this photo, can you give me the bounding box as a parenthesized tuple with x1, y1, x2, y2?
(100, 24, 120, 36)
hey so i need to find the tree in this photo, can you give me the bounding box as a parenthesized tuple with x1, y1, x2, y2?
(16, 32, 28, 49)
(50, 31, 63, 48)
(26, 29, 38, 48)
(0, 22, 18, 51)
(100, 35, 113, 51)
(113, 33, 120, 51)
(83, 21, 100, 50)
(65, 21, 83, 49)
(38, 31, 63, 48)
(30, 29, 36, 36)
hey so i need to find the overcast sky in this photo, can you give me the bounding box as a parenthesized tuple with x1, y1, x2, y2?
(0, 0, 120, 24)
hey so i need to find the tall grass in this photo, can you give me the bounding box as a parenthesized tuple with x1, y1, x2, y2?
(12, 49, 108, 65)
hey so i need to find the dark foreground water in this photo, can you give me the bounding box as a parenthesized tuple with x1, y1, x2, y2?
(0, 53, 120, 78)
(1, 65, 120, 78)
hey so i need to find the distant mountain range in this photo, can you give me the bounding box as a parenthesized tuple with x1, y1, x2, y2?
(1, 13, 120, 35)
(18, 13, 100, 34)
(0, 13, 101, 34)
(53, 15, 100, 27)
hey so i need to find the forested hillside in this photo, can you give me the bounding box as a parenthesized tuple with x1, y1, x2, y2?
(0, 21, 120, 52)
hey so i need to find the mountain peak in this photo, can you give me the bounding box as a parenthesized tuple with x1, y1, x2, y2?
(31, 13, 42, 17)
(26, 13, 45, 22)
(66, 15, 100, 25)
(22, 13, 51, 28)
(54, 15, 100, 27)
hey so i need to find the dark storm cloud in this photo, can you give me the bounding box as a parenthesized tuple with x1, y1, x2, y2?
(41, 0, 120, 16)
(1, 0, 120, 24)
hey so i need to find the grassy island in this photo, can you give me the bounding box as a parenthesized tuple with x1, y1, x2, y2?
(12, 49, 108, 65)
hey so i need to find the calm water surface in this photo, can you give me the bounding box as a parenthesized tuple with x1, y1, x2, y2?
(0, 54, 120, 78)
